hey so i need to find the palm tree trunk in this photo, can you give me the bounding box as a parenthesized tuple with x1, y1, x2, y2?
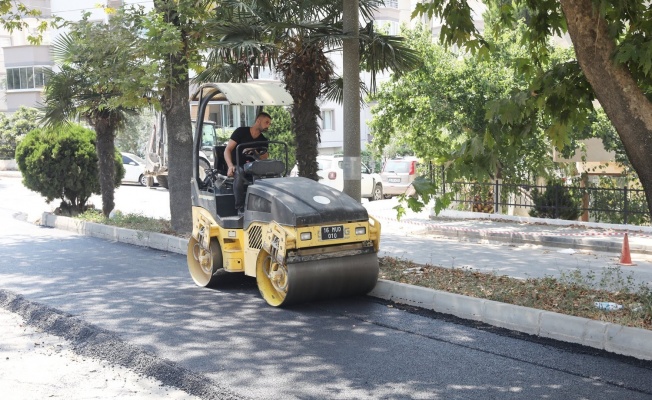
(93, 116, 117, 217)
(279, 40, 331, 180)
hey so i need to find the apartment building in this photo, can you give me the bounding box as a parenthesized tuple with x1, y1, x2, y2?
(1, 0, 52, 113)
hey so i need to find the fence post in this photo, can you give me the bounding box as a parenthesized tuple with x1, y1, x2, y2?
(580, 173, 589, 222)
(441, 165, 446, 195)
(554, 184, 559, 219)
(494, 179, 500, 214)
(623, 186, 629, 225)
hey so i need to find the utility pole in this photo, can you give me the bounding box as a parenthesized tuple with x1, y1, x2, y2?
(342, 0, 361, 201)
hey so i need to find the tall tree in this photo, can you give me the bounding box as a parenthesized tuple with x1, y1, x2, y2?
(370, 26, 558, 184)
(148, 0, 214, 232)
(198, 0, 421, 193)
(413, 0, 652, 217)
(41, 11, 154, 217)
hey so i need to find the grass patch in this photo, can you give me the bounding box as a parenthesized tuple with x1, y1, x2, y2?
(380, 257, 652, 330)
(77, 210, 182, 237)
(73, 212, 652, 330)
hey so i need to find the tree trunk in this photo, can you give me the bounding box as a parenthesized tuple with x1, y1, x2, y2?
(163, 75, 193, 233)
(279, 41, 327, 181)
(155, 0, 192, 233)
(561, 0, 652, 218)
(92, 115, 117, 217)
(289, 84, 320, 181)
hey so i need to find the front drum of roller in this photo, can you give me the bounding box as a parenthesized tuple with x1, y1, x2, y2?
(256, 251, 379, 307)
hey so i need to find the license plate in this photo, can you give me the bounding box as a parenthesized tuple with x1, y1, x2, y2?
(388, 178, 401, 183)
(321, 225, 344, 240)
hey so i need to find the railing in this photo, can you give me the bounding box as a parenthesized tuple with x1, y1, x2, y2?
(385, 0, 399, 8)
(439, 180, 650, 226)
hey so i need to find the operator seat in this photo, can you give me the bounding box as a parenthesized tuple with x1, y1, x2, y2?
(243, 160, 286, 183)
(213, 145, 228, 176)
(234, 158, 285, 213)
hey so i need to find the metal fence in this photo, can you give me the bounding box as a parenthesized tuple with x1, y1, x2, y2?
(440, 180, 650, 226)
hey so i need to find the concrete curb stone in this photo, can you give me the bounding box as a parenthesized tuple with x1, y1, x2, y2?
(428, 209, 652, 255)
(41, 212, 652, 361)
(370, 279, 652, 361)
(424, 226, 640, 254)
(482, 300, 541, 335)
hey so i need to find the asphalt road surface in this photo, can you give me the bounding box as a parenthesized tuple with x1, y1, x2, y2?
(1, 174, 652, 399)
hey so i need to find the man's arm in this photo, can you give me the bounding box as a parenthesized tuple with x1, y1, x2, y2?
(224, 139, 237, 177)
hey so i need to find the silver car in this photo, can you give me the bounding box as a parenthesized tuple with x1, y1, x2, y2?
(380, 158, 419, 198)
(291, 156, 384, 201)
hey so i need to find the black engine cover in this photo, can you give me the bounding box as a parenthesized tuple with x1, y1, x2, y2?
(244, 177, 369, 227)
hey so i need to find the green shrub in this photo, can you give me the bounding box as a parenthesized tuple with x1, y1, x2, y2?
(15, 124, 124, 214)
(529, 180, 581, 220)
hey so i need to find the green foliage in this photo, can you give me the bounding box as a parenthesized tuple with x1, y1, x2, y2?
(370, 24, 566, 215)
(411, 0, 652, 219)
(361, 148, 383, 173)
(370, 25, 557, 186)
(42, 9, 157, 217)
(77, 210, 174, 235)
(0, 0, 54, 45)
(529, 180, 580, 220)
(0, 107, 41, 159)
(15, 124, 124, 214)
(264, 107, 296, 169)
(43, 10, 155, 125)
(198, 1, 420, 181)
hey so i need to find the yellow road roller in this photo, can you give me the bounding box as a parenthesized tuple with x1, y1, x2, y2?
(187, 83, 380, 306)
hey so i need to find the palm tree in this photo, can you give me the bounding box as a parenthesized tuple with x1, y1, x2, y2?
(197, 0, 421, 181)
(41, 13, 152, 217)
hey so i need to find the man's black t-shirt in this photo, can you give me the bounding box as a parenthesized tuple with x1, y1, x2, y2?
(230, 127, 268, 166)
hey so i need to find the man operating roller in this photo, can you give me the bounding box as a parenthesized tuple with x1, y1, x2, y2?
(224, 112, 272, 213)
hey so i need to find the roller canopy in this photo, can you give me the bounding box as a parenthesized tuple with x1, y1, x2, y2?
(190, 82, 293, 106)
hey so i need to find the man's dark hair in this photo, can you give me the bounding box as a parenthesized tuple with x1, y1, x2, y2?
(256, 111, 272, 120)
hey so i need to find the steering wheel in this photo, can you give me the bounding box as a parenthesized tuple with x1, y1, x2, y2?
(242, 147, 268, 162)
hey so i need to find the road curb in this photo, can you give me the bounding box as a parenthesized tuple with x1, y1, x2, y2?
(41, 212, 189, 255)
(424, 226, 638, 253)
(369, 280, 652, 361)
(41, 212, 652, 361)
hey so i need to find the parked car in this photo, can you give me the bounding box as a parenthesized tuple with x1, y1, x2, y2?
(291, 155, 383, 201)
(121, 152, 149, 186)
(380, 157, 419, 198)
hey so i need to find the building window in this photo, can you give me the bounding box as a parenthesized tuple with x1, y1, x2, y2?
(386, 0, 399, 8)
(210, 104, 236, 128)
(243, 105, 257, 126)
(321, 109, 335, 130)
(6, 66, 49, 90)
(374, 19, 399, 35)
